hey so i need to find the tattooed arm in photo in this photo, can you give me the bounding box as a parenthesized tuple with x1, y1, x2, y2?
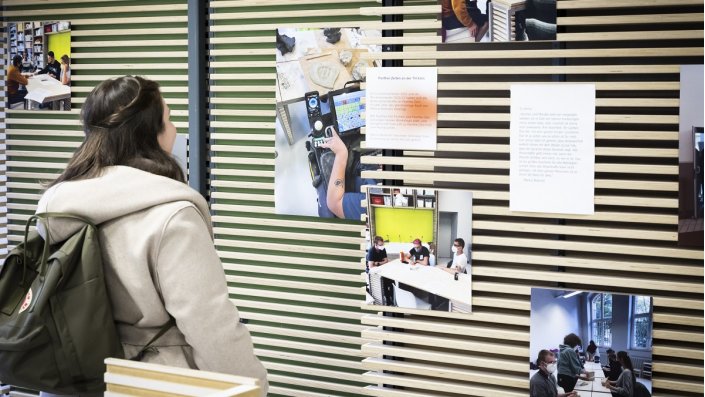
(321, 127, 348, 219)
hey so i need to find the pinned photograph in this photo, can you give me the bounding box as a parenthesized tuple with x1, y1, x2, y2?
(364, 187, 472, 313)
(7, 21, 71, 111)
(440, 0, 556, 43)
(530, 288, 653, 397)
(275, 27, 383, 219)
(678, 65, 704, 247)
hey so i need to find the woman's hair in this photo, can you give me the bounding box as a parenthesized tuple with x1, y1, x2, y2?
(12, 55, 22, 67)
(563, 333, 582, 348)
(586, 340, 597, 353)
(60, 55, 70, 65)
(617, 351, 634, 373)
(50, 75, 184, 186)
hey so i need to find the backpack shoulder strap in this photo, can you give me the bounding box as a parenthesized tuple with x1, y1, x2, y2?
(34, 212, 96, 228)
(128, 317, 177, 361)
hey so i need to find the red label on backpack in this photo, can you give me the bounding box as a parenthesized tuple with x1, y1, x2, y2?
(19, 288, 32, 314)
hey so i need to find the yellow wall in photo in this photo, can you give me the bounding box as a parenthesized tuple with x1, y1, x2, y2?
(47, 31, 70, 60)
(374, 207, 433, 244)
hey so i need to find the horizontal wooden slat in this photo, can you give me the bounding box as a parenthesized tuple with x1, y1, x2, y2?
(558, 13, 704, 25)
(361, 328, 528, 357)
(362, 372, 524, 397)
(557, 0, 703, 9)
(368, 47, 703, 60)
(3, 4, 187, 17)
(360, 315, 528, 342)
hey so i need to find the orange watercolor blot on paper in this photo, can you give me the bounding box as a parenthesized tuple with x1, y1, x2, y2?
(403, 95, 437, 122)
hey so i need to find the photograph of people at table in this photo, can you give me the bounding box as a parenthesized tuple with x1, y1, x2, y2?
(274, 27, 383, 220)
(440, 0, 556, 43)
(364, 186, 473, 313)
(530, 288, 653, 396)
(6, 21, 71, 111)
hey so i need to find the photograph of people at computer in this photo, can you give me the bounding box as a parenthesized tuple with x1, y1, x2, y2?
(364, 187, 473, 313)
(678, 65, 704, 248)
(274, 27, 383, 220)
(440, 0, 556, 43)
(7, 21, 71, 111)
(529, 288, 653, 397)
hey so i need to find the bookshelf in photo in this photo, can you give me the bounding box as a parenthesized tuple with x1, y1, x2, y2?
(9, 21, 43, 72)
(8, 21, 71, 73)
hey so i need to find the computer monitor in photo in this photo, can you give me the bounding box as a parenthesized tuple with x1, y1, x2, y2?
(529, 288, 653, 396)
(332, 89, 365, 134)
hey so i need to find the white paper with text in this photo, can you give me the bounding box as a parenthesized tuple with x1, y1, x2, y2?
(365, 67, 437, 150)
(510, 84, 596, 215)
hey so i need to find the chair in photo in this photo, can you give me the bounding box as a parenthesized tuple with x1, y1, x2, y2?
(448, 299, 471, 313)
(368, 272, 385, 305)
(393, 283, 431, 310)
(632, 356, 645, 378)
(103, 357, 261, 397)
(8, 94, 26, 110)
(640, 361, 652, 380)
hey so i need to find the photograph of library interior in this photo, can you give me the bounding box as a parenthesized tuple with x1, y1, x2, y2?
(6, 20, 71, 111)
(530, 288, 653, 397)
(365, 186, 473, 313)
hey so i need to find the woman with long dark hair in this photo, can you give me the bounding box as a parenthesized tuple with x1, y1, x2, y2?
(586, 340, 598, 362)
(36, 76, 268, 396)
(603, 351, 635, 397)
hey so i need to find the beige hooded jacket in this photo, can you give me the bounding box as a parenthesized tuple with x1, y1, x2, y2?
(35, 166, 268, 396)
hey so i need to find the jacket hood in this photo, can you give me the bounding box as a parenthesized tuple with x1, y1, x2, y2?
(559, 344, 573, 351)
(36, 166, 210, 243)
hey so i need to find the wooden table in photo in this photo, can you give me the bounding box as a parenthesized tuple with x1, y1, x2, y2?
(24, 74, 70, 109)
(574, 362, 608, 396)
(527, 370, 611, 397)
(368, 259, 471, 305)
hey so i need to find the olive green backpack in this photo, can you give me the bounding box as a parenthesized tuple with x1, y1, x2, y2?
(0, 213, 173, 394)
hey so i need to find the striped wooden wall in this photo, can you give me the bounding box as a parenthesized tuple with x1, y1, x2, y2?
(207, 1, 384, 396)
(358, 0, 705, 396)
(1, 0, 702, 397)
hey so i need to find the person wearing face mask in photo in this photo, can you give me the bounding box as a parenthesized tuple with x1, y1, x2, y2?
(445, 238, 468, 274)
(531, 350, 578, 397)
(406, 238, 430, 266)
(367, 236, 389, 269)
